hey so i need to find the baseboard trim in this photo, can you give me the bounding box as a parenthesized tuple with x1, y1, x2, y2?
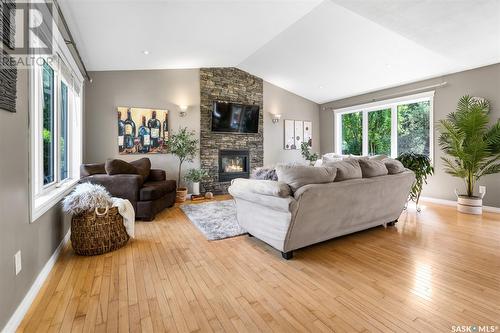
(1, 229, 71, 333)
(420, 196, 500, 213)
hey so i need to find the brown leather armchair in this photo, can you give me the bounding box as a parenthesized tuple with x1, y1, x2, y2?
(80, 159, 176, 221)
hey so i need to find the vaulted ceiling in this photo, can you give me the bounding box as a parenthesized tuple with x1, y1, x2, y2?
(59, 0, 500, 103)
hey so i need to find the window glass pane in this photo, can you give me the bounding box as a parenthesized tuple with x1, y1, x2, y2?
(397, 101, 430, 156)
(60, 82, 68, 180)
(42, 63, 54, 185)
(368, 108, 391, 156)
(341, 112, 363, 155)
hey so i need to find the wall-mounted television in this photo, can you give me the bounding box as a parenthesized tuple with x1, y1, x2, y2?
(211, 101, 259, 133)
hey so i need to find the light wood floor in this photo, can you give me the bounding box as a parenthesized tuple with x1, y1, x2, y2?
(18, 196, 500, 332)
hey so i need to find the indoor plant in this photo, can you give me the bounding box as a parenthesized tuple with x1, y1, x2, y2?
(438, 95, 500, 214)
(166, 127, 199, 202)
(300, 141, 319, 165)
(396, 152, 434, 212)
(184, 168, 209, 196)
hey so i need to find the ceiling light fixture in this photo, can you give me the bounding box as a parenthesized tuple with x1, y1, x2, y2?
(142, 50, 150, 55)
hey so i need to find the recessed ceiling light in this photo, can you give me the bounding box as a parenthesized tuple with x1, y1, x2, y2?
(319, 85, 324, 89)
(142, 50, 150, 55)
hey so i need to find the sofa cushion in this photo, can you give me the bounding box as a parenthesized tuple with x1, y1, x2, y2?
(276, 164, 336, 191)
(370, 154, 389, 161)
(140, 180, 176, 201)
(105, 159, 138, 175)
(383, 158, 406, 174)
(130, 158, 151, 180)
(324, 158, 362, 181)
(80, 163, 105, 177)
(358, 159, 388, 178)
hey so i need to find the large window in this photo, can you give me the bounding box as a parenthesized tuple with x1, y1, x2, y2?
(30, 23, 84, 221)
(335, 91, 433, 159)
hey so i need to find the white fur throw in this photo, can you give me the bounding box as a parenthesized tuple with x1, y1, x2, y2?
(63, 183, 113, 215)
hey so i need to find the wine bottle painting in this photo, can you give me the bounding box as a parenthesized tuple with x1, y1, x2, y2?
(117, 107, 169, 154)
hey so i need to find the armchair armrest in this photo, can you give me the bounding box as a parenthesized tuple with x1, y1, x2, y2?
(80, 174, 144, 203)
(148, 169, 166, 181)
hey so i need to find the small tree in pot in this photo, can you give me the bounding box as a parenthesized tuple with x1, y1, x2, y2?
(396, 152, 434, 212)
(184, 168, 209, 196)
(166, 127, 199, 202)
(438, 95, 500, 214)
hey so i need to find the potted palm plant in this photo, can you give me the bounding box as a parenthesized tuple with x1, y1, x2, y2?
(438, 95, 500, 214)
(184, 168, 209, 196)
(166, 127, 199, 202)
(396, 152, 434, 212)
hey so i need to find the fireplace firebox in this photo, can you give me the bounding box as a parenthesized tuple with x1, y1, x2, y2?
(219, 150, 250, 182)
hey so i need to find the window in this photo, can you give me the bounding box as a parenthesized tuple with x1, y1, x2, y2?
(42, 62, 55, 185)
(335, 91, 433, 159)
(30, 22, 84, 222)
(60, 81, 68, 180)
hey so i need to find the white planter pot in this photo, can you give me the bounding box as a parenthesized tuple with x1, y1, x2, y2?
(456, 190, 484, 215)
(192, 182, 200, 196)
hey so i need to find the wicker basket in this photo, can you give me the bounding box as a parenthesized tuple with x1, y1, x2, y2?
(71, 206, 129, 256)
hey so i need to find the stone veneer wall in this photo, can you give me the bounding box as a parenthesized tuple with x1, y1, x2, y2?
(200, 68, 264, 194)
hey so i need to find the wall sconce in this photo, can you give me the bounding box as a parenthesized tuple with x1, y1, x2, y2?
(179, 105, 188, 117)
(271, 113, 281, 124)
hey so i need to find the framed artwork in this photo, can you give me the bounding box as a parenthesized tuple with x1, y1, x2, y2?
(284, 120, 295, 149)
(117, 106, 169, 154)
(303, 121, 312, 147)
(284, 119, 312, 150)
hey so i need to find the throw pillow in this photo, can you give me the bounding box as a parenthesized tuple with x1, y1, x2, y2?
(80, 163, 106, 177)
(383, 158, 406, 174)
(130, 158, 152, 180)
(324, 158, 362, 181)
(358, 159, 388, 178)
(251, 167, 278, 181)
(105, 159, 138, 175)
(275, 164, 336, 191)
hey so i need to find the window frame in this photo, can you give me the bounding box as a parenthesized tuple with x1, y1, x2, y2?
(334, 91, 434, 160)
(29, 14, 84, 223)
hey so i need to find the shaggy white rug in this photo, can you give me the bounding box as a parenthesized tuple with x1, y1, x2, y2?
(180, 200, 246, 240)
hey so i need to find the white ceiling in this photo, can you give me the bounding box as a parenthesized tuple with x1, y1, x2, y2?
(59, 0, 500, 103)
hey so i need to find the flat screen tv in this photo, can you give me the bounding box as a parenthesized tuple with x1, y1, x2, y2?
(211, 101, 259, 133)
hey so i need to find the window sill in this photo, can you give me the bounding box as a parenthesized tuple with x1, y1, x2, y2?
(31, 179, 79, 223)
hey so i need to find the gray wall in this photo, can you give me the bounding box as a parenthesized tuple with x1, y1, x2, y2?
(0, 69, 71, 329)
(84, 69, 202, 188)
(320, 63, 500, 207)
(84, 69, 320, 178)
(264, 81, 320, 166)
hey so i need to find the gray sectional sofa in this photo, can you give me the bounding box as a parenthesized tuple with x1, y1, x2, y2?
(229, 158, 415, 259)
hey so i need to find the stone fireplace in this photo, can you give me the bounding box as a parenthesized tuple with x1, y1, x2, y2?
(218, 149, 250, 182)
(200, 68, 263, 194)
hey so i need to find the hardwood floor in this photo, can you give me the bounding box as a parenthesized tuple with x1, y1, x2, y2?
(18, 197, 500, 332)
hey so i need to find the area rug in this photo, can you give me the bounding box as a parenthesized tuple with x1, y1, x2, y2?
(180, 200, 246, 240)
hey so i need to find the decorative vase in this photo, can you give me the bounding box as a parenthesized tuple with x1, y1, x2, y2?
(192, 182, 200, 195)
(176, 187, 188, 203)
(455, 189, 485, 215)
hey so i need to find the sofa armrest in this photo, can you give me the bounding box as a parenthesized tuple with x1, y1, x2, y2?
(228, 185, 295, 213)
(80, 174, 144, 202)
(229, 178, 291, 198)
(148, 169, 166, 181)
